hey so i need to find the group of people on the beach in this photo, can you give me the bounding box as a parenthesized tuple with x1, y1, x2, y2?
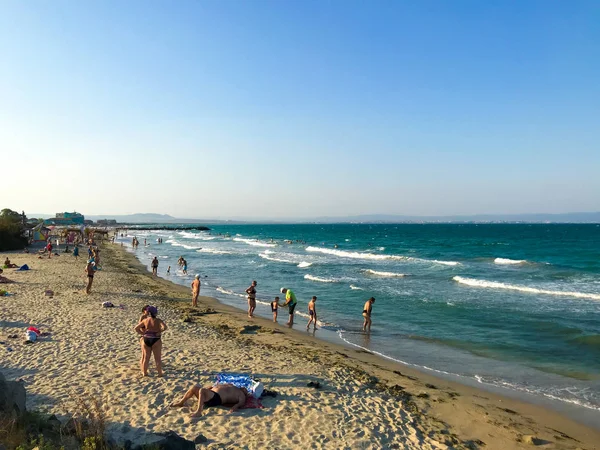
(242, 283, 375, 332)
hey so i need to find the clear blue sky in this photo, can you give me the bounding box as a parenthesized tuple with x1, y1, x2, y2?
(1, 1, 598, 219)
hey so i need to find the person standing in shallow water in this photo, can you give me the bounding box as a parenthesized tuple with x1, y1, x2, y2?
(307, 296, 317, 330)
(191, 274, 201, 307)
(151, 256, 159, 276)
(280, 287, 297, 326)
(362, 297, 375, 332)
(246, 280, 257, 318)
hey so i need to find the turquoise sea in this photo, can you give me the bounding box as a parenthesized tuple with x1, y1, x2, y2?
(116, 224, 600, 423)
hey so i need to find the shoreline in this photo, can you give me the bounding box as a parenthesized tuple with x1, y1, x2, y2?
(1, 243, 599, 449)
(112, 242, 600, 448)
(125, 240, 600, 430)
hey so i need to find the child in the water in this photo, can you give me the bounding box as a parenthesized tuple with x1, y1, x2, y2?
(271, 296, 280, 322)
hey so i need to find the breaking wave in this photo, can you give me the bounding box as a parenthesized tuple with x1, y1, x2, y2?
(363, 269, 405, 277)
(453, 276, 600, 300)
(165, 239, 203, 250)
(494, 258, 526, 265)
(306, 246, 459, 266)
(258, 253, 294, 264)
(304, 274, 341, 283)
(297, 262, 312, 268)
(233, 237, 276, 248)
(197, 248, 232, 255)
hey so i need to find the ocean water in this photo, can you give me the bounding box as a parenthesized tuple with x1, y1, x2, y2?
(117, 224, 600, 419)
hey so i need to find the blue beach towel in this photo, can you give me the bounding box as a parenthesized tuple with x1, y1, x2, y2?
(17, 264, 29, 271)
(215, 373, 263, 398)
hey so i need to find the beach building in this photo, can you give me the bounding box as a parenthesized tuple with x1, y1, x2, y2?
(44, 212, 85, 226)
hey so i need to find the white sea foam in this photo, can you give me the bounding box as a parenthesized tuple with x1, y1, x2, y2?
(350, 285, 363, 290)
(297, 262, 312, 268)
(432, 260, 459, 266)
(178, 231, 216, 240)
(233, 237, 276, 248)
(494, 257, 526, 265)
(363, 269, 405, 277)
(165, 239, 203, 250)
(196, 248, 232, 255)
(259, 253, 294, 264)
(474, 375, 600, 411)
(215, 286, 245, 298)
(304, 274, 340, 283)
(453, 276, 600, 300)
(306, 246, 459, 266)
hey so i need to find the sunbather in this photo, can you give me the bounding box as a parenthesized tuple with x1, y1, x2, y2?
(169, 383, 248, 417)
(3, 258, 18, 268)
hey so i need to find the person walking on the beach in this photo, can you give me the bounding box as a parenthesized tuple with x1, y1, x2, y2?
(280, 287, 297, 326)
(191, 275, 201, 307)
(362, 297, 375, 332)
(271, 296, 280, 322)
(134, 306, 167, 377)
(85, 260, 96, 294)
(307, 296, 318, 330)
(151, 256, 159, 276)
(246, 280, 257, 318)
(46, 241, 52, 258)
(73, 246, 79, 260)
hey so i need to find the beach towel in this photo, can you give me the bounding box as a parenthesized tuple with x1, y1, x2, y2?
(215, 373, 265, 400)
(17, 264, 29, 271)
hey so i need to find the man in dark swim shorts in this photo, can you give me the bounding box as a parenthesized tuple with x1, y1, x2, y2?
(280, 287, 298, 326)
(169, 383, 247, 417)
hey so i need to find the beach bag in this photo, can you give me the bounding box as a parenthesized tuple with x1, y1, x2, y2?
(25, 330, 37, 342)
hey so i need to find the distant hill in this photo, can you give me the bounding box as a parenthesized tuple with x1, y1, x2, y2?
(87, 213, 178, 223)
(311, 212, 600, 223)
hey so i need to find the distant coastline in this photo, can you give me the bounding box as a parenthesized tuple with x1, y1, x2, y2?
(27, 211, 600, 224)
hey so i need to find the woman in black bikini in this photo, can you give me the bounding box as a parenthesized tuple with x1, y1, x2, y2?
(245, 280, 257, 318)
(134, 306, 168, 377)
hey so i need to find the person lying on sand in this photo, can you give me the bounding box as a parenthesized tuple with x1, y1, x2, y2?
(169, 383, 248, 417)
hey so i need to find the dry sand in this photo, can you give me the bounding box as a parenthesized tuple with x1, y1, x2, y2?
(1, 243, 599, 449)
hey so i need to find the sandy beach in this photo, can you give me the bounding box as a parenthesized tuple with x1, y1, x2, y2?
(1, 243, 599, 450)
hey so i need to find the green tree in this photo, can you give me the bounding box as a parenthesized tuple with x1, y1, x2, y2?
(0, 208, 27, 251)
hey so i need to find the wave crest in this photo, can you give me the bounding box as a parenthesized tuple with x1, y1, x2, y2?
(363, 269, 405, 277)
(453, 276, 600, 300)
(304, 274, 340, 283)
(233, 237, 276, 248)
(494, 258, 526, 265)
(305, 246, 458, 266)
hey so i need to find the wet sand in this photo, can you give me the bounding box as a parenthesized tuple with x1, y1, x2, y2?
(1, 243, 599, 449)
